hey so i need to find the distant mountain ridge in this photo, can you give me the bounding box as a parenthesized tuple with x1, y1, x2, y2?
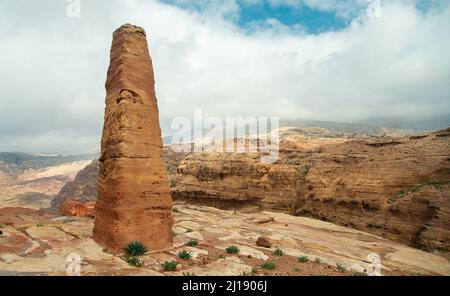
(0, 152, 98, 175)
(282, 114, 450, 135)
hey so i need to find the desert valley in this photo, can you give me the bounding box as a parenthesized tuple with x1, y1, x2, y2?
(1, 0, 450, 282)
(1, 124, 449, 276)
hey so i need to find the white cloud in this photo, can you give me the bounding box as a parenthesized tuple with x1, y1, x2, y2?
(0, 0, 449, 153)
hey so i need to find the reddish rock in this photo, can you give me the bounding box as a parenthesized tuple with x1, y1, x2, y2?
(0, 207, 48, 225)
(256, 236, 272, 248)
(60, 200, 95, 218)
(93, 24, 173, 252)
(50, 160, 99, 213)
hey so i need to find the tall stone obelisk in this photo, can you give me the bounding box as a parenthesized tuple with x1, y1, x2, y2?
(93, 24, 173, 252)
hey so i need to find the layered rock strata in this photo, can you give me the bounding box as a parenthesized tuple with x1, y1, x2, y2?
(93, 24, 173, 251)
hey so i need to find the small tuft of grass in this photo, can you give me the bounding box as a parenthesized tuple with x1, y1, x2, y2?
(186, 228, 193, 233)
(251, 267, 258, 274)
(298, 255, 309, 263)
(124, 241, 148, 257)
(226, 245, 240, 254)
(126, 256, 144, 267)
(315, 257, 321, 264)
(162, 260, 178, 271)
(293, 267, 300, 272)
(178, 250, 193, 260)
(36, 224, 44, 227)
(185, 239, 199, 247)
(274, 248, 284, 256)
(172, 207, 179, 213)
(336, 263, 347, 273)
(261, 261, 277, 270)
(182, 271, 195, 276)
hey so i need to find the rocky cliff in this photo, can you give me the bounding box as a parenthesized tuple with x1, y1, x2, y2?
(49, 160, 99, 213)
(49, 128, 450, 253)
(172, 128, 450, 252)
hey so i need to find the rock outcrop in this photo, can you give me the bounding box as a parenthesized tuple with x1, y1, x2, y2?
(49, 160, 99, 213)
(93, 24, 173, 252)
(50, 127, 450, 253)
(172, 129, 450, 252)
(60, 200, 95, 218)
(1, 203, 449, 275)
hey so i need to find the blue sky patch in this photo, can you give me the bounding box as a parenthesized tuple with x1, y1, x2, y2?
(238, 2, 349, 34)
(160, 0, 352, 34)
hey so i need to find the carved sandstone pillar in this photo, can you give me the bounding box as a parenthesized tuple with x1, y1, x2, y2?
(93, 24, 173, 252)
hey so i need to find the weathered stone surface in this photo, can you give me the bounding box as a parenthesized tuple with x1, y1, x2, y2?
(0, 204, 449, 275)
(48, 127, 450, 253)
(60, 200, 95, 218)
(93, 24, 173, 252)
(256, 236, 272, 248)
(49, 160, 99, 213)
(172, 128, 450, 253)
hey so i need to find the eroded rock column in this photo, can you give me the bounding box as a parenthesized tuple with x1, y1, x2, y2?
(93, 24, 173, 252)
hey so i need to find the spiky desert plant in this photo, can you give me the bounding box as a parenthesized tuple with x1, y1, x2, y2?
(162, 260, 178, 271)
(226, 245, 240, 254)
(126, 256, 144, 267)
(336, 263, 347, 273)
(298, 255, 309, 263)
(261, 261, 277, 270)
(274, 248, 284, 256)
(185, 239, 199, 247)
(178, 250, 193, 260)
(124, 241, 148, 257)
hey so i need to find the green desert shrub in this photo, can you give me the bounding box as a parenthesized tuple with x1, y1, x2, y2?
(185, 239, 199, 247)
(261, 262, 277, 270)
(274, 248, 284, 256)
(298, 256, 309, 263)
(178, 250, 193, 260)
(162, 260, 178, 271)
(336, 263, 347, 273)
(124, 241, 148, 257)
(126, 256, 144, 267)
(315, 257, 321, 264)
(226, 245, 240, 254)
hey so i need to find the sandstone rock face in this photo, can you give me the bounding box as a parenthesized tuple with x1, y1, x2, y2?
(60, 200, 95, 218)
(49, 160, 99, 213)
(93, 24, 173, 252)
(172, 129, 450, 252)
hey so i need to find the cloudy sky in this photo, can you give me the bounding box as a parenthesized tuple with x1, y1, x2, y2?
(0, 0, 449, 154)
